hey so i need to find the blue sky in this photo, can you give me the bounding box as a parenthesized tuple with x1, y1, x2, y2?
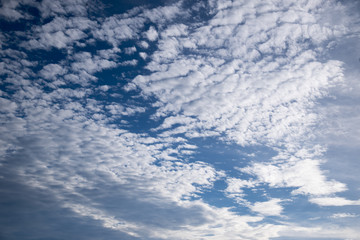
(0, 0, 360, 239)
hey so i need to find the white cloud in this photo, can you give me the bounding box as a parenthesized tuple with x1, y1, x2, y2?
(71, 52, 117, 74)
(309, 197, 360, 206)
(63, 202, 141, 237)
(128, 1, 346, 150)
(138, 40, 149, 49)
(32, 50, 120, 87)
(0, 48, 289, 239)
(92, 4, 186, 48)
(161, 24, 188, 38)
(142, 3, 184, 26)
(22, 16, 97, 50)
(92, 15, 146, 47)
(38, 0, 89, 18)
(122, 2, 357, 218)
(119, 59, 138, 66)
(1, 0, 360, 239)
(39, 64, 67, 80)
(145, 202, 284, 240)
(124, 46, 137, 55)
(225, 177, 257, 202)
(241, 152, 347, 196)
(139, 52, 147, 60)
(0, 0, 29, 20)
(144, 26, 158, 41)
(249, 198, 284, 216)
(105, 104, 146, 117)
(279, 224, 360, 240)
(330, 213, 358, 219)
(99, 85, 110, 91)
(97, 47, 121, 60)
(0, 75, 231, 237)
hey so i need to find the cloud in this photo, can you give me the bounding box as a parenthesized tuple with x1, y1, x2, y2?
(124, 46, 137, 55)
(0, 0, 25, 21)
(22, 16, 97, 50)
(330, 213, 359, 219)
(1, 93, 288, 239)
(312, 37, 360, 184)
(1, 0, 360, 239)
(309, 197, 360, 206)
(38, 0, 90, 18)
(122, 1, 358, 221)
(93, 4, 185, 48)
(249, 198, 284, 216)
(144, 203, 284, 240)
(139, 52, 147, 60)
(0, 58, 236, 237)
(93, 15, 145, 47)
(278, 223, 360, 240)
(225, 178, 284, 216)
(161, 24, 188, 38)
(142, 3, 185, 26)
(144, 26, 158, 41)
(241, 151, 347, 196)
(138, 40, 149, 49)
(71, 51, 117, 74)
(39, 63, 68, 81)
(128, 0, 346, 150)
(225, 177, 257, 202)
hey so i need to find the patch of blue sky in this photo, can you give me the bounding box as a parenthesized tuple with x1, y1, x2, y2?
(282, 195, 332, 219)
(195, 179, 236, 208)
(188, 137, 277, 169)
(101, 0, 170, 15)
(322, 147, 360, 196)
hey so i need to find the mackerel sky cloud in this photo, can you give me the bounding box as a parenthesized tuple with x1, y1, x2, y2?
(1, 0, 360, 239)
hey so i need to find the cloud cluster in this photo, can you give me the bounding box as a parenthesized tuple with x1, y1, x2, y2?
(241, 149, 347, 196)
(127, 0, 356, 210)
(130, 0, 345, 149)
(0, 2, 283, 238)
(22, 16, 97, 50)
(1, 0, 360, 239)
(0, 65, 287, 239)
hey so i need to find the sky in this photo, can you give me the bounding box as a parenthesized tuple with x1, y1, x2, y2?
(0, 0, 360, 239)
